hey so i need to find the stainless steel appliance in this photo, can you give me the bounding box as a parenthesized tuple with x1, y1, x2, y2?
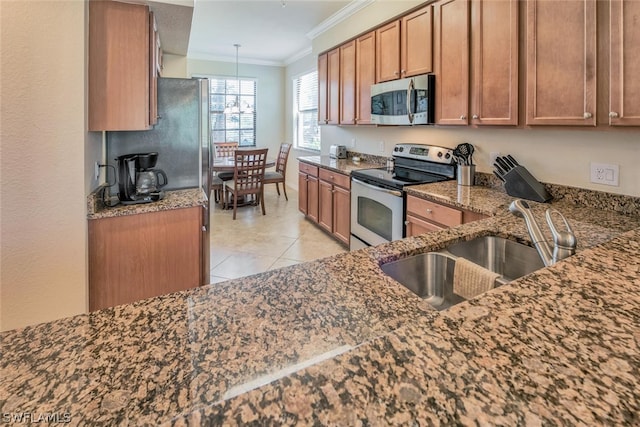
(371, 74, 435, 125)
(329, 144, 347, 159)
(107, 77, 211, 277)
(350, 143, 456, 249)
(116, 152, 168, 204)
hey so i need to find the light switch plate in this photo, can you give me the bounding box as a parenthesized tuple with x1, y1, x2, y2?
(590, 162, 619, 186)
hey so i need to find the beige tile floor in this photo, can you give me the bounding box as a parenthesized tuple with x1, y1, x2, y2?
(208, 184, 348, 284)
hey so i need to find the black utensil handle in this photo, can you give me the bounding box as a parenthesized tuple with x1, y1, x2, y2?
(496, 156, 511, 171)
(493, 162, 506, 175)
(493, 171, 505, 182)
(506, 154, 519, 166)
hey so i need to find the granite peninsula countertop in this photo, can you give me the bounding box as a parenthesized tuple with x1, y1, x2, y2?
(3, 181, 640, 425)
(87, 188, 207, 220)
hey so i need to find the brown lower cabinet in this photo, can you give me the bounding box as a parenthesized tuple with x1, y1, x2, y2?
(299, 161, 350, 246)
(89, 206, 204, 311)
(405, 195, 487, 237)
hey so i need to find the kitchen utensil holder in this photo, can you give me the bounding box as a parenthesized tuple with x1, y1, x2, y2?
(457, 165, 475, 186)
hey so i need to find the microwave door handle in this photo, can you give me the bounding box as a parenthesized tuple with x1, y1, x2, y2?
(406, 78, 415, 124)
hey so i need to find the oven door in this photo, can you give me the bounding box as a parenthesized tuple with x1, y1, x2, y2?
(350, 178, 404, 249)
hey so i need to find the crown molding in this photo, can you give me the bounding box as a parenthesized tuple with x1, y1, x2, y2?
(284, 47, 313, 66)
(306, 0, 376, 40)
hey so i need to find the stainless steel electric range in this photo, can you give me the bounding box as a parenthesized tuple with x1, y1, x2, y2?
(350, 143, 456, 250)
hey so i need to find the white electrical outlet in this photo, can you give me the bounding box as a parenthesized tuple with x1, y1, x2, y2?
(378, 140, 385, 153)
(350, 138, 356, 148)
(590, 162, 619, 186)
(490, 152, 500, 165)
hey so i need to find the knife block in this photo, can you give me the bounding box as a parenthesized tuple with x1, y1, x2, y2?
(503, 165, 552, 203)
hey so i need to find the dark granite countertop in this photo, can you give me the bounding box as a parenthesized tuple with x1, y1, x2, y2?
(87, 188, 207, 220)
(298, 155, 383, 175)
(3, 180, 640, 425)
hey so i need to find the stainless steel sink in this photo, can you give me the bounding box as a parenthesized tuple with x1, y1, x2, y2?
(380, 236, 545, 310)
(381, 252, 465, 311)
(443, 236, 545, 284)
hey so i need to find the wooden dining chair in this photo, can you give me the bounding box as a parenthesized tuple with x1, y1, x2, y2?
(223, 148, 268, 220)
(212, 141, 238, 202)
(262, 143, 292, 201)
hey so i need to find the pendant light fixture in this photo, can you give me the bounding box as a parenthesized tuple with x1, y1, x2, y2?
(224, 44, 241, 115)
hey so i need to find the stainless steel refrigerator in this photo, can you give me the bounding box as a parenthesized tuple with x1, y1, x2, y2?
(107, 77, 211, 278)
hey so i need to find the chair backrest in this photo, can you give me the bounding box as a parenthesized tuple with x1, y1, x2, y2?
(232, 148, 268, 195)
(275, 143, 292, 175)
(214, 141, 238, 158)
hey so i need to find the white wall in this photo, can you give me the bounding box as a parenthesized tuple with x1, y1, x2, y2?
(1, 1, 90, 331)
(308, 1, 640, 198)
(162, 53, 188, 78)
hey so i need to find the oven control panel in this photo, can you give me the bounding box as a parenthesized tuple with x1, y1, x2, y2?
(392, 144, 455, 164)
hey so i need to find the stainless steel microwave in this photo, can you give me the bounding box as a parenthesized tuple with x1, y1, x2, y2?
(371, 74, 435, 125)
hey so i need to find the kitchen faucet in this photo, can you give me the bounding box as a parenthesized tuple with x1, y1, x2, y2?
(509, 199, 577, 267)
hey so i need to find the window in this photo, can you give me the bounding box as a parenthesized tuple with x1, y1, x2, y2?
(294, 71, 320, 151)
(209, 77, 256, 146)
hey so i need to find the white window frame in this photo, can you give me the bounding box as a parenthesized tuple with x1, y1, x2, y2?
(199, 74, 257, 147)
(293, 70, 320, 151)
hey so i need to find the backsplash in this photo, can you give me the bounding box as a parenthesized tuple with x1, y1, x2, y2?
(475, 172, 640, 217)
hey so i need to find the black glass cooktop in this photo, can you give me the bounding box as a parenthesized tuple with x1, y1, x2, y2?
(351, 166, 450, 191)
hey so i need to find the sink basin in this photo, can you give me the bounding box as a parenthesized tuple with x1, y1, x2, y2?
(444, 236, 544, 283)
(381, 252, 465, 311)
(380, 236, 545, 310)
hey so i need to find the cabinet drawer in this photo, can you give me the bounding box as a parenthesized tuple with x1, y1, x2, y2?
(319, 168, 350, 189)
(406, 196, 462, 227)
(299, 162, 319, 177)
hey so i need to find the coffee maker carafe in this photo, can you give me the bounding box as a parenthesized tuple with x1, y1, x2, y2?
(116, 152, 168, 204)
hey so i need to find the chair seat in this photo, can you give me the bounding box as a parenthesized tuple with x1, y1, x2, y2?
(217, 171, 234, 181)
(262, 171, 284, 183)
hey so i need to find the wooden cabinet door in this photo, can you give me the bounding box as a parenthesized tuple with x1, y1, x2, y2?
(318, 180, 334, 233)
(376, 20, 401, 82)
(470, 0, 518, 125)
(401, 5, 433, 78)
(355, 31, 376, 125)
(525, 0, 596, 126)
(307, 175, 319, 223)
(339, 40, 356, 125)
(89, 207, 202, 311)
(89, 1, 153, 131)
(332, 185, 351, 245)
(434, 0, 470, 125)
(609, 0, 640, 126)
(405, 214, 443, 237)
(327, 48, 340, 125)
(298, 171, 309, 215)
(318, 52, 328, 124)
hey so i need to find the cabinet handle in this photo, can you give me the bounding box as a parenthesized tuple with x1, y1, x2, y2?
(583, 112, 592, 119)
(202, 226, 206, 232)
(472, 114, 479, 120)
(609, 112, 619, 118)
(401, 69, 406, 75)
(425, 209, 433, 214)
(394, 71, 399, 76)
(404, 220, 410, 225)
(460, 115, 466, 120)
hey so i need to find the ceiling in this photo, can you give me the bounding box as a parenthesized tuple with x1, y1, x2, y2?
(150, 0, 358, 66)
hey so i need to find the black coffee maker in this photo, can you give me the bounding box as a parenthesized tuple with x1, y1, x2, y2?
(116, 152, 168, 204)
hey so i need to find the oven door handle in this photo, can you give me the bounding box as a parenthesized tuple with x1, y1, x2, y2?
(352, 178, 403, 197)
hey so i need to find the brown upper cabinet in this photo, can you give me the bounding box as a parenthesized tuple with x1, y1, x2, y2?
(339, 40, 357, 125)
(318, 48, 340, 125)
(89, 0, 158, 131)
(525, 0, 597, 126)
(355, 31, 376, 125)
(376, 5, 433, 83)
(434, 0, 470, 125)
(470, 0, 519, 126)
(609, 0, 640, 126)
